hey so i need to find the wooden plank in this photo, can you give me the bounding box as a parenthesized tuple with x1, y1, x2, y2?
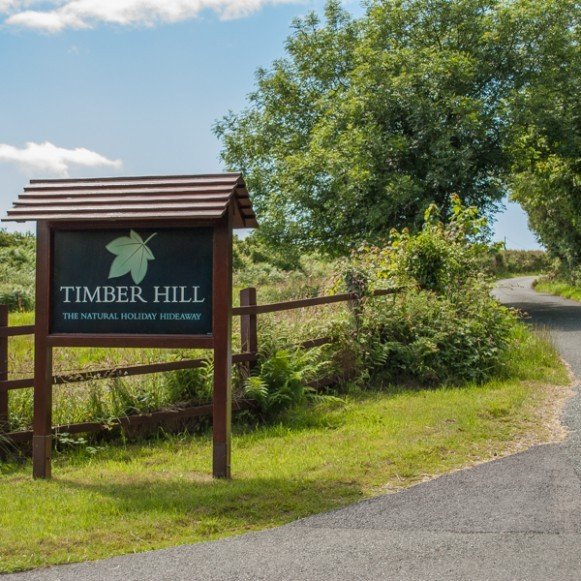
(1, 354, 257, 392)
(9, 203, 229, 214)
(53, 359, 206, 384)
(300, 337, 332, 349)
(47, 334, 215, 349)
(28, 173, 241, 186)
(5, 399, 255, 445)
(19, 193, 233, 203)
(372, 288, 400, 297)
(48, 218, 218, 230)
(22, 186, 235, 197)
(1, 378, 34, 391)
(239, 288, 258, 376)
(307, 376, 336, 389)
(5, 211, 225, 222)
(231, 288, 399, 317)
(0, 325, 35, 338)
(233, 292, 356, 316)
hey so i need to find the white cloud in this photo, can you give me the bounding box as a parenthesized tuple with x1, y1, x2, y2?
(2, 0, 300, 32)
(0, 141, 122, 176)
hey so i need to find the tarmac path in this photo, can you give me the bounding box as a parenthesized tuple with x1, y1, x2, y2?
(5, 277, 581, 580)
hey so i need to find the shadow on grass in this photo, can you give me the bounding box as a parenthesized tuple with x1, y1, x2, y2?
(56, 473, 362, 532)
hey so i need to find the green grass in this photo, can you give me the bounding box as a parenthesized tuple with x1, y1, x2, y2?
(535, 279, 581, 302)
(0, 324, 570, 574)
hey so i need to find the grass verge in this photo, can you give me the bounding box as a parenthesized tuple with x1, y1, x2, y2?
(0, 324, 571, 574)
(535, 279, 581, 302)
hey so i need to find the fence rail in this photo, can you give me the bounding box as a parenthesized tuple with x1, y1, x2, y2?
(0, 287, 399, 447)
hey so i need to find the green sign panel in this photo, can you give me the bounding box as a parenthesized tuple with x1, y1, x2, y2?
(51, 227, 213, 335)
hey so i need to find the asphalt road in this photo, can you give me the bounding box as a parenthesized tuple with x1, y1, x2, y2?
(6, 277, 581, 581)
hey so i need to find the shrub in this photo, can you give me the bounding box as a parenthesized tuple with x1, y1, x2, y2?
(0, 230, 36, 312)
(360, 287, 516, 385)
(243, 338, 330, 420)
(355, 195, 493, 294)
(488, 250, 552, 277)
(341, 196, 518, 385)
(0, 287, 34, 312)
(163, 358, 214, 404)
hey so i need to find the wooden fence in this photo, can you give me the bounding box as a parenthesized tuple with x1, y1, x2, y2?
(0, 287, 398, 447)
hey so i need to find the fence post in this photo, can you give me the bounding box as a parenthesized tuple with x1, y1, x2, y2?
(0, 305, 8, 434)
(240, 287, 258, 376)
(348, 294, 363, 333)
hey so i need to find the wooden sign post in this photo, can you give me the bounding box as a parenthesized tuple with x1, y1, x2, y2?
(3, 174, 257, 479)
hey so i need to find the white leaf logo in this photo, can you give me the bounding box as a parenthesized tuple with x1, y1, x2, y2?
(106, 230, 156, 285)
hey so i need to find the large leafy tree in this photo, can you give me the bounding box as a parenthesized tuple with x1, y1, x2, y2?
(216, 0, 517, 254)
(215, 1, 360, 253)
(215, 0, 578, 258)
(507, 0, 580, 267)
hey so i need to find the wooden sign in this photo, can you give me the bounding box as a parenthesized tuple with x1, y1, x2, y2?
(51, 227, 213, 335)
(3, 173, 257, 481)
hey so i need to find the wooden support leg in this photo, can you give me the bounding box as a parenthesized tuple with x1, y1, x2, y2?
(212, 213, 233, 479)
(33, 221, 53, 479)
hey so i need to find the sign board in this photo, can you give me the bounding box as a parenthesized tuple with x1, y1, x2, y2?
(51, 227, 213, 335)
(4, 172, 257, 481)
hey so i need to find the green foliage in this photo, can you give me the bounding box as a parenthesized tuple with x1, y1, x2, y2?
(327, 199, 518, 385)
(508, 0, 580, 267)
(360, 286, 515, 385)
(215, 0, 550, 255)
(535, 267, 581, 302)
(234, 231, 302, 272)
(234, 233, 335, 302)
(217, 0, 577, 261)
(356, 196, 493, 294)
(163, 358, 214, 404)
(244, 340, 330, 419)
(0, 230, 35, 312)
(109, 378, 160, 418)
(489, 250, 551, 277)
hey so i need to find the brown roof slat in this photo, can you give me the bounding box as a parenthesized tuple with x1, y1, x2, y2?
(4, 173, 257, 228)
(6, 211, 225, 221)
(25, 177, 242, 192)
(28, 172, 241, 185)
(22, 186, 235, 197)
(8, 203, 229, 215)
(16, 195, 232, 207)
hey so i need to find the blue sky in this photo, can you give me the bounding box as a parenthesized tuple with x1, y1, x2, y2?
(0, 0, 540, 249)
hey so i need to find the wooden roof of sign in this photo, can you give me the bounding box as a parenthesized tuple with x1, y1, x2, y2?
(3, 173, 258, 228)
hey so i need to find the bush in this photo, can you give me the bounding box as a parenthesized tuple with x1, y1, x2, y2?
(164, 359, 213, 404)
(356, 195, 492, 294)
(359, 287, 515, 385)
(0, 286, 34, 312)
(0, 230, 36, 312)
(243, 336, 331, 420)
(337, 196, 519, 385)
(489, 250, 552, 277)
